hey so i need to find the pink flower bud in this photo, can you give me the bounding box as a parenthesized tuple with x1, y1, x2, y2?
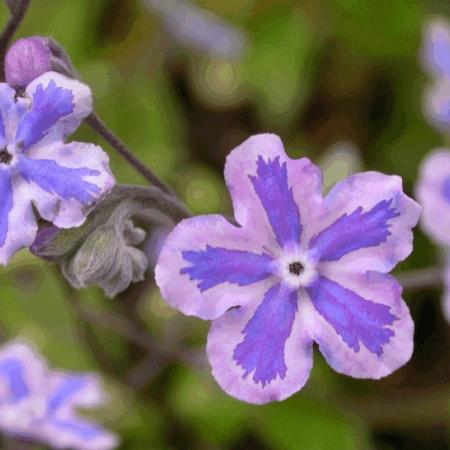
(5, 36, 52, 88)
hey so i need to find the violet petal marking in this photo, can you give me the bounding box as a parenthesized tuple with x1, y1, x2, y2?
(16, 156, 100, 204)
(15, 80, 74, 149)
(0, 170, 13, 247)
(441, 176, 450, 204)
(0, 111, 4, 145)
(307, 277, 398, 356)
(48, 376, 88, 413)
(0, 85, 16, 147)
(309, 199, 400, 262)
(249, 156, 301, 248)
(49, 418, 104, 440)
(233, 284, 298, 386)
(0, 358, 29, 400)
(181, 245, 273, 292)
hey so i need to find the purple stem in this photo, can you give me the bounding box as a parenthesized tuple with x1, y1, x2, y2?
(0, 0, 32, 77)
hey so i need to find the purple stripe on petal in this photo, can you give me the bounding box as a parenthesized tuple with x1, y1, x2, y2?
(48, 376, 88, 413)
(233, 284, 297, 386)
(50, 418, 103, 440)
(249, 156, 301, 248)
(0, 84, 16, 147)
(181, 245, 273, 292)
(0, 169, 13, 247)
(0, 358, 29, 400)
(307, 276, 398, 356)
(441, 176, 450, 204)
(309, 199, 400, 262)
(17, 156, 100, 204)
(0, 107, 4, 145)
(15, 80, 74, 148)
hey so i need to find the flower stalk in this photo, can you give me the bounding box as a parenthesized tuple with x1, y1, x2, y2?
(0, 0, 31, 74)
(86, 112, 175, 195)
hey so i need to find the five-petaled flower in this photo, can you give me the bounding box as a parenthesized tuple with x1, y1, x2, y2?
(0, 71, 115, 264)
(421, 18, 450, 130)
(0, 340, 118, 449)
(416, 150, 450, 322)
(156, 134, 421, 404)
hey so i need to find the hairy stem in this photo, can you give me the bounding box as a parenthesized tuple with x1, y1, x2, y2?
(0, 0, 32, 76)
(86, 112, 174, 195)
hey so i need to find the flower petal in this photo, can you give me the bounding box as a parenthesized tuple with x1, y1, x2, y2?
(442, 253, 450, 324)
(309, 199, 400, 262)
(47, 373, 105, 414)
(0, 169, 13, 250)
(155, 214, 276, 320)
(0, 83, 16, 147)
(180, 246, 273, 292)
(224, 134, 323, 251)
(0, 168, 37, 265)
(424, 78, 450, 131)
(307, 277, 398, 356)
(304, 271, 413, 378)
(422, 19, 450, 78)
(207, 283, 313, 404)
(39, 417, 118, 450)
(17, 141, 115, 228)
(43, 374, 117, 450)
(0, 341, 47, 402)
(416, 150, 450, 246)
(314, 172, 420, 274)
(16, 72, 92, 149)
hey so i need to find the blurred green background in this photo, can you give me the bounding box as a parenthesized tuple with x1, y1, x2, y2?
(0, 0, 450, 449)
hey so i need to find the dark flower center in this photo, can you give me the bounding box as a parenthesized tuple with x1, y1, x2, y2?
(289, 261, 304, 276)
(0, 150, 12, 165)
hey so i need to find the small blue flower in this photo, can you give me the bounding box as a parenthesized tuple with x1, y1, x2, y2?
(0, 71, 115, 264)
(0, 340, 118, 449)
(156, 134, 421, 404)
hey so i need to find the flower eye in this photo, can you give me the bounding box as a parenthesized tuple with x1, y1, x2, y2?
(0, 150, 12, 165)
(288, 261, 303, 276)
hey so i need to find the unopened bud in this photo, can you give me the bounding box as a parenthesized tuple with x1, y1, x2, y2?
(62, 220, 148, 298)
(30, 184, 185, 297)
(5, 36, 76, 88)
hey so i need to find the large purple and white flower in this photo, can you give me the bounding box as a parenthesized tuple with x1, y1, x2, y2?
(0, 340, 118, 449)
(416, 150, 450, 322)
(0, 71, 115, 264)
(421, 19, 450, 130)
(156, 134, 421, 404)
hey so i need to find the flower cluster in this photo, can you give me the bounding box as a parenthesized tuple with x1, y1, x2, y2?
(0, 340, 118, 449)
(421, 18, 450, 130)
(156, 134, 421, 404)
